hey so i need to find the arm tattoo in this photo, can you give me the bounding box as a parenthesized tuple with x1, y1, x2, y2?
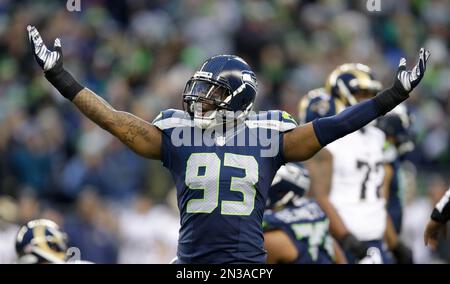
(72, 88, 157, 156)
(120, 117, 152, 144)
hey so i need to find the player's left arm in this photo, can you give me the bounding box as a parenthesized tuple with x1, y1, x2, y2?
(424, 187, 450, 249)
(264, 230, 298, 264)
(382, 163, 413, 263)
(382, 164, 393, 199)
(385, 214, 413, 263)
(424, 220, 448, 250)
(284, 49, 430, 162)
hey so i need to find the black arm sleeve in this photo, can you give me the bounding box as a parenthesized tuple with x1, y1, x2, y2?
(312, 99, 382, 146)
(431, 188, 450, 223)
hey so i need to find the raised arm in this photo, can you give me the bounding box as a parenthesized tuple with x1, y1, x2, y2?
(284, 48, 430, 162)
(27, 25, 161, 159)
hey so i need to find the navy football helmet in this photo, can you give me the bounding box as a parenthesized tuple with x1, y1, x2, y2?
(377, 105, 414, 155)
(325, 63, 382, 106)
(15, 219, 68, 264)
(267, 163, 311, 210)
(183, 54, 258, 128)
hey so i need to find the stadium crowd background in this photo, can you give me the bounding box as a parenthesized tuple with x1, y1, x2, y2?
(0, 0, 449, 263)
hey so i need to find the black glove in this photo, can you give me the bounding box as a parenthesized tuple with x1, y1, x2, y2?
(431, 189, 450, 223)
(27, 25, 83, 100)
(392, 241, 413, 264)
(374, 48, 430, 115)
(358, 247, 383, 264)
(340, 233, 368, 260)
(395, 48, 431, 94)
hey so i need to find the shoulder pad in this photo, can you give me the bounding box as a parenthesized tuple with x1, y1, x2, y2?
(152, 109, 193, 130)
(246, 110, 297, 132)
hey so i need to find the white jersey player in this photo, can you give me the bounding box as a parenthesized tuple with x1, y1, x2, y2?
(327, 126, 387, 242)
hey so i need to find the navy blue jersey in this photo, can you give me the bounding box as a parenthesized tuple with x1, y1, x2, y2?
(153, 109, 297, 263)
(263, 198, 334, 264)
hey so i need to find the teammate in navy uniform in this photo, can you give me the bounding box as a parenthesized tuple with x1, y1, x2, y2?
(377, 108, 414, 263)
(377, 107, 414, 234)
(28, 25, 430, 263)
(263, 163, 346, 264)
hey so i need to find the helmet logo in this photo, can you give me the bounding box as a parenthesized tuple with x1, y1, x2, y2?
(242, 71, 257, 91)
(193, 71, 213, 79)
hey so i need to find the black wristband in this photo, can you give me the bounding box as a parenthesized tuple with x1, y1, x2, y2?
(431, 208, 449, 224)
(340, 234, 367, 259)
(45, 68, 84, 101)
(373, 81, 409, 115)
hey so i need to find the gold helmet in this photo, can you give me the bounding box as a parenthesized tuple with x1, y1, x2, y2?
(15, 219, 68, 264)
(325, 63, 382, 106)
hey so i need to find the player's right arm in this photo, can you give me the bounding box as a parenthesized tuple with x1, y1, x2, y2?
(382, 164, 413, 263)
(264, 230, 298, 264)
(72, 89, 161, 159)
(304, 149, 350, 240)
(27, 26, 161, 159)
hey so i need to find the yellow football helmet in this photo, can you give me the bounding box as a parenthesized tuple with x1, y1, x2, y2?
(325, 63, 382, 106)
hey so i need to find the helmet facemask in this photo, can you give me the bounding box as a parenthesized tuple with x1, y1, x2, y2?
(183, 78, 246, 129)
(183, 55, 258, 129)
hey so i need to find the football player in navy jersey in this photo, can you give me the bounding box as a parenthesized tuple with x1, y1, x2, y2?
(377, 106, 414, 263)
(377, 106, 414, 234)
(263, 163, 346, 264)
(28, 25, 429, 264)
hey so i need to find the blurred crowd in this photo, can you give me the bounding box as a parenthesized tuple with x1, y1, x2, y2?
(0, 0, 449, 263)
